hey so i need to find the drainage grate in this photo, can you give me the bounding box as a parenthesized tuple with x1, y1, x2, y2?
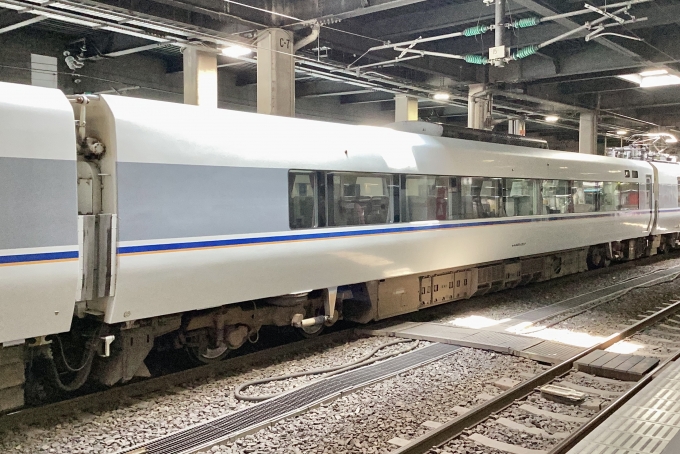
(120, 343, 460, 454)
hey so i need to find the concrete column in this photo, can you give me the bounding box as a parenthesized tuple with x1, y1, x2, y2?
(579, 112, 597, 154)
(508, 118, 526, 136)
(183, 47, 218, 107)
(468, 83, 491, 130)
(257, 28, 295, 117)
(394, 94, 418, 122)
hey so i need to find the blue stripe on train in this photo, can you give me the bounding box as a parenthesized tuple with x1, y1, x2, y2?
(117, 210, 648, 255)
(0, 250, 79, 264)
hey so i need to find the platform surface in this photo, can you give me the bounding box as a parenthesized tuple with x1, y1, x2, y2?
(567, 360, 680, 454)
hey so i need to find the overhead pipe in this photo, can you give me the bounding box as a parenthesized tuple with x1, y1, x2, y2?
(293, 22, 320, 52)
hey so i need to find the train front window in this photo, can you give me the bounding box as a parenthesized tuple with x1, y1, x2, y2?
(289, 172, 316, 229)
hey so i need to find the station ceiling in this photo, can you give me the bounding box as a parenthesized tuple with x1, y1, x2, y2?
(1, 0, 679, 138)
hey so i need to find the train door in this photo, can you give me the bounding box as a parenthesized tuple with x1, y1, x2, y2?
(646, 172, 658, 233)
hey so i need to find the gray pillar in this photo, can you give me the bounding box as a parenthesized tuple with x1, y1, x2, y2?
(183, 47, 218, 107)
(468, 83, 491, 130)
(579, 112, 597, 154)
(509, 118, 526, 136)
(394, 94, 418, 122)
(257, 28, 295, 117)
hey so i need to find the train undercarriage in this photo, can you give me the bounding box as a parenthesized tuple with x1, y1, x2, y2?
(1, 233, 678, 412)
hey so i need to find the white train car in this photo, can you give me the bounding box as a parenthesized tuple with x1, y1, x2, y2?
(0, 81, 677, 411)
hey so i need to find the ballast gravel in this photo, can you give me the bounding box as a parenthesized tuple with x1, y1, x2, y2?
(200, 350, 545, 454)
(0, 337, 422, 454)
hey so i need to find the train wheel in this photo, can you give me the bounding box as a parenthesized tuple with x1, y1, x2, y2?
(587, 246, 610, 270)
(184, 329, 231, 364)
(185, 344, 230, 364)
(659, 238, 671, 254)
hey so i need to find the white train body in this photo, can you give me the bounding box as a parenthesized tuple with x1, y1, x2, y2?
(1, 81, 680, 408)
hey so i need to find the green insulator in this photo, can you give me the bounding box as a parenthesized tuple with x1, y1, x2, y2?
(512, 17, 539, 29)
(512, 45, 538, 60)
(464, 54, 489, 65)
(463, 24, 489, 37)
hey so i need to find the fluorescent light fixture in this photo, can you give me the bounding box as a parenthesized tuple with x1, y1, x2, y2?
(640, 74, 680, 88)
(618, 69, 680, 88)
(433, 92, 450, 101)
(545, 115, 559, 123)
(33, 10, 100, 27)
(221, 45, 252, 58)
(639, 69, 668, 77)
(616, 130, 627, 135)
(101, 26, 170, 42)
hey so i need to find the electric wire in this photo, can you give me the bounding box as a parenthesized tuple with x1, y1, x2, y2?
(234, 339, 420, 402)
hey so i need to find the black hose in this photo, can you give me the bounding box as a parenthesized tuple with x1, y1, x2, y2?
(234, 339, 419, 402)
(47, 328, 101, 392)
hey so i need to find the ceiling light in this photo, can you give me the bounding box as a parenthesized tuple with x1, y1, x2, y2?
(640, 74, 680, 88)
(616, 130, 627, 136)
(545, 115, 559, 123)
(221, 45, 252, 58)
(639, 69, 668, 77)
(433, 93, 450, 101)
(618, 69, 680, 88)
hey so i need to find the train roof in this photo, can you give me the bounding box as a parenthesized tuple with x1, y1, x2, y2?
(88, 93, 652, 182)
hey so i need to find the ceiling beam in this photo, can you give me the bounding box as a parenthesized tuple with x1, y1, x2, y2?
(0, 16, 46, 34)
(362, 0, 527, 39)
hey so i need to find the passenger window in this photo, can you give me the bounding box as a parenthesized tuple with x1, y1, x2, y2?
(403, 176, 450, 222)
(289, 172, 316, 229)
(404, 175, 436, 222)
(460, 177, 502, 219)
(328, 172, 393, 226)
(503, 179, 537, 216)
(619, 182, 639, 210)
(601, 182, 620, 212)
(572, 181, 601, 212)
(541, 180, 572, 214)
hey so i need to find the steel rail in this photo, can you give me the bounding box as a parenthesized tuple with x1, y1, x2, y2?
(547, 348, 680, 454)
(391, 299, 680, 454)
(0, 329, 358, 432)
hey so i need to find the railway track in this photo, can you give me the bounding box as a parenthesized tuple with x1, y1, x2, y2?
(389, 300, 680, 454)
(3, 261, 680, 452)
(0, 328, 359, 432)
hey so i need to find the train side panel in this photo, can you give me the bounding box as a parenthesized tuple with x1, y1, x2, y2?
(87, 95, 655, 324)
(651, 162, 680, 235)
(0, 83, 78, 344)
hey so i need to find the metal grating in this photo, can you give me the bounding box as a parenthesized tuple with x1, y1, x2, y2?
(567, 361, 680, 454)
(119, 343, 460, 454)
